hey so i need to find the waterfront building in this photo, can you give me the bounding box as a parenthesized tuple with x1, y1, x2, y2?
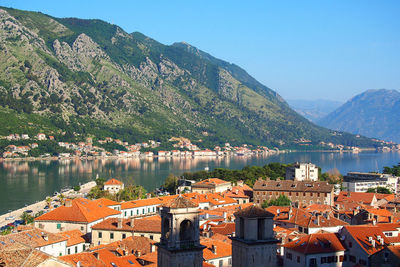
(230, 205, 279, 267)
(283, 232, 346, 267)
(253, 178, 335, 206)
(91, 215, 161, 245)
(103, 178, 124, 194)
(343, 172, 398, 193)
(156, 196, 205, 267)
(191, 178, 232, 194)
(34, 198, 121, 234)
(285, 162, 318, 181)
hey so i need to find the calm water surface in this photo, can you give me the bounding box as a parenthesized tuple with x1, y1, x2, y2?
(1, 151, 400, 215)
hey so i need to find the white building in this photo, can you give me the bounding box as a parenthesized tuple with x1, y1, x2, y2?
(103, 178, 124, 194)
(343, 172, 398, 193)
(285, 162, 318, 181)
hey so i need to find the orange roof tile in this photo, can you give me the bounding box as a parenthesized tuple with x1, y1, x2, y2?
(336, 192, 377, 204)
(343, 225, 390, 255)
(0, 228, 67, 249)
(57, 229, 86, 247)
(193, 178, 231, 188)
(92, 215, 161, 233)
(104, 178, 123, 185)
(201, 238, 232, 260)
(35, 198, 121, 223)
(284, 233, 345, 254)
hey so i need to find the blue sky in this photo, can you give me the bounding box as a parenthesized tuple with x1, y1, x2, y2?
(1, 0, 399, 101)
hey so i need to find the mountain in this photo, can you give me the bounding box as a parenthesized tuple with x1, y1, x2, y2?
(287, 99, 343, 122)
(0, 7, 379, 148)
(318, 89, 400, 143)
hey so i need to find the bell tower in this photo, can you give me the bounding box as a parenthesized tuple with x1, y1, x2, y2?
(157, 196, 205, 267)
(231, 205, 279, 267)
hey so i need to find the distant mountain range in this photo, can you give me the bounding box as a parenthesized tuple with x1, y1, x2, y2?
(318, 89, 400, 143)
(287, 99, 343, 122)
(0, 7, 380, 148)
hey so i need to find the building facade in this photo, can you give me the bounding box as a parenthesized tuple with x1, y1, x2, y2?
(285, 162, 318, 181)
(343, 172, 398, 193)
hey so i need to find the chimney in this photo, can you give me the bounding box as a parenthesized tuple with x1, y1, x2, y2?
(65, 199, 72, 207)
(42, 233, 48, 241)
(371, 240, 376, 248)
(316, 214, 320, 226)
(117, 217, 123, 229)
(137, 251, 141, 257)
(289, 206, 293, 219)
(223, 212, 227, 219)
(389, 216, 393, 223)
(373, 219, 377, 225)
(130, 218, 135, 228)
(211, 244, 217, 254)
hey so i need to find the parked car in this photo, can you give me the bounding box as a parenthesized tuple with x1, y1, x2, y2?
(5, 216, 15, 220)
(43, 206, 49, 210)
(25, 210, 33, 213)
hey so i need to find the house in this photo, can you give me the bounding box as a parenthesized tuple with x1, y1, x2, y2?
(222, 181, 253, 204)
(36, 133, 46, 140)
(285, 162, 318, 181)
(266, 206, 348, 234)
(57, 229, 88, 255)
(201, 237, 232, 267)
(338, 225, 390, 265)
(0, 242, 71, 267)
(283, 232, 346, 267)
(103, 178, 124, 194)
(335, 191, 379, 208)
(91, 215, 161, 246)
(370, 245, 400, 266)
(343, 172, 398, 193)
(253, 178, 335, 206)
(0, 227, 68, 257)
(191, 178, 232, 194)
(34, 198, 121, 234)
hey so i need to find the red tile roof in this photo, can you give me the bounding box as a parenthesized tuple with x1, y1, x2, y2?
(192, 178, 231, 188)
(57, 229, 86, 247)
(104, 178, 123, 185)
(35, 198, 121, 223)
(343, 225, 390, 255)
(284, 233, 345, 254)
(0, 228, 67, 249)
(336, 192, 377, 204)
(92, 215, 161, 233)
(201, 238, 232, 260)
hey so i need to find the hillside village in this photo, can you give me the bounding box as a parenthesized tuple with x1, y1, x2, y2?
(2, 163, 400, 266)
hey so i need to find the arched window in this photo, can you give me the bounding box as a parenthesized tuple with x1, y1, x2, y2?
(163, 218, 171, 239)
(179, 219, 193, 241)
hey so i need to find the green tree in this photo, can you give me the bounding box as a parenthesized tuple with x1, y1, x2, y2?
(20, 212, 34, 225)
(366, 187, 392, 194)
(74, 185, 81, 192)
(262, 194, 291, 208)
(59, 194, 65, 205)
(45, 197, 52, 208)
(162, 174, 179, 194)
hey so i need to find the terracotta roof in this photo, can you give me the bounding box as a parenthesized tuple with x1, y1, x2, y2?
(210, 222, 236, 236)
(284, 233, 345, 254)
(336, 192, 377, 204)
(209, 233, 232, 244)
(343, 225, 390, 255)
(35, 198, 121, 223)
(89, 236, 155, 256)
(60, 252, 106, 267)
(387, 245, 400, 258)
(201, 238, 232, 260)
(137, 251, 158, 265)
(192, 178, 231, 188)
(163, 195, 198, 208)
(235, 204, 274, 218)
(104, 178, 123, 185)
(253, 179, 334, 193)
(0, 228, 67, 249)
(91, 198, 120, 207)
(92, 215, 161, 233)
(0, 242, 55, 267)
(57, 229, 86, 247)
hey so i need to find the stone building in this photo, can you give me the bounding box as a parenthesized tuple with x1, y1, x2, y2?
(253, 179, 335, 206)
(285, 162, 318, 181)
(191, 178, 232, 194)
(156, 196, 205, 267)
(230, 205, 279, 267)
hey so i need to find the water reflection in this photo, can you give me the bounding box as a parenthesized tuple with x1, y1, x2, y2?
(1, 151, 400, 214)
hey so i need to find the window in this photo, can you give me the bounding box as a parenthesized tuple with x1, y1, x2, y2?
(80, 226, 84, 231)
(75, 246, 78, 253)
(303, 192, 306, 196)
(150, 235, 154, 240)
(153, 207, 155, 212)
(57, 223, 61, 229)
(122, 234, 126, 239)
(131, 211, 133, 216)
(219, 260, 223, 267)
(359, 259, 367, 265)
(67, 248, 70, 255)
(83, 244, 85, 251)
(296, 192, 299, 196)
(137, 210, 139, 215)
(124, 211, 127, 217)
(339, 255, 344, 262)
(98, 232, 102, 238)
(110, 233, 114, 239)
(142, 208, 145, 214)
(349, 255, 356, 263)
(228, 258, 232, 265)
(349, 241, 352, 248)
(309, 258, 317, 267)
(286, 253, 292, 260)
(297, 256, 300, 263)
(310, 193, 313, 196)
(321, 257, 327, 263)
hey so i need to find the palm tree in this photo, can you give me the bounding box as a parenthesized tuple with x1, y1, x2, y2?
(59, 194, 65, 205)
(20, 212, 33, 225)
(45, 197, 52, 209)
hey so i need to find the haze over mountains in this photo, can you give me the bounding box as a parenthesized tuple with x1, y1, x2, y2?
(0, 7, 378, 148)
(287, 99, 343, 123)
(318, 89, 400, 143)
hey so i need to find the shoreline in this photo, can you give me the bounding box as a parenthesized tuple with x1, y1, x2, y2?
(0, 148, 388, 162)
(0, 181, 96, 227)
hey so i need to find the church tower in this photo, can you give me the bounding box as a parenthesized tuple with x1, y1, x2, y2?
(231, 205, 279, 267)
(157, 196, 205, 267)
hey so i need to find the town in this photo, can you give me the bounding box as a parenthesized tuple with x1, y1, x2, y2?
(1, 162, 400, 266)
(2, 132, 400, 160)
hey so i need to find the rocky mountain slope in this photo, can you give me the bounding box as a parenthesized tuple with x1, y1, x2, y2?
(318, 89, 400, 143)
(0, 7, 378, 148)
